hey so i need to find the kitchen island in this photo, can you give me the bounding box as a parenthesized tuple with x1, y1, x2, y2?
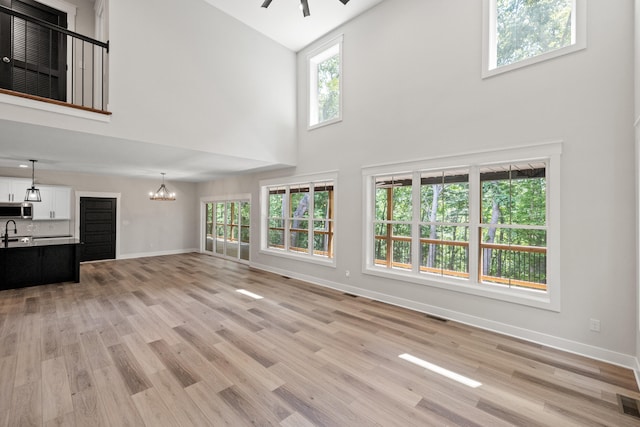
(0, 237, 82, 291)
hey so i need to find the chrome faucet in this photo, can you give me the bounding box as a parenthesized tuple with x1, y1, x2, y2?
(3, 220, 16, 247)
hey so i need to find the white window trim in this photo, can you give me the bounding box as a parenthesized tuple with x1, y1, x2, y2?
(362, 142, 562, 311)
(307, 35, 343, 130)
(260, 171, 338, 267)
(482, 0, 587, 78)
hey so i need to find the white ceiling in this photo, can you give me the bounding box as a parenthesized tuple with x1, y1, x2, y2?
(0, 119, 286, 182)
(203, 0, 385, 52)
(0, 0, 385, 182)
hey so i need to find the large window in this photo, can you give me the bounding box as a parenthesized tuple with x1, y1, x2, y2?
(483, 0, 586, 76)
(262, 174, 336, 265)
(308, 36, 342, 129)
(364, 144, 560, 310)
(204, 199, 250, 262)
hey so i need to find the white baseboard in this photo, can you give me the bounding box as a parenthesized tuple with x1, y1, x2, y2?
(251, 261, 640, 374)
(118, 248, 198, 260)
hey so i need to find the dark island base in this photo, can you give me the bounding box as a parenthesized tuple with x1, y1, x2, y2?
(0, 241, 81, 291)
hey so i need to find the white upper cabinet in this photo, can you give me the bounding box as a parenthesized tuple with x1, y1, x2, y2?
(0, 178, 32, 203)
(32, 186, 72, 220)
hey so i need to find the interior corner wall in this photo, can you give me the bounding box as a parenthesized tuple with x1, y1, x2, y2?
(0, 167, 199, 258)
(200, 0, 637, 365)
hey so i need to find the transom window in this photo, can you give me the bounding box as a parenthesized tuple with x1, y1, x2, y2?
(364, 144, 560, 310)
(262, 174, 336, 265)
(483, 0, 586, 77)
(308, 36, 342, 129)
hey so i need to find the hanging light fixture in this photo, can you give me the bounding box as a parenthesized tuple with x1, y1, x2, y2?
(149, 173, 176, 201)
(24, 159, 41, 202)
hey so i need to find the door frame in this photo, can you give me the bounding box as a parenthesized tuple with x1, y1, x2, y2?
(75, 191, 121, 259)
(200, 193, 251, 264)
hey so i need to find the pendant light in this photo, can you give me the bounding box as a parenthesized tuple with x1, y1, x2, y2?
(24, 159, 41, 202)
(149, 173, 176, 201)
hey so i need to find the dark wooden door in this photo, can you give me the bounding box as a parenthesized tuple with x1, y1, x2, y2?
(0, 0, 67, 101)
(80, 197, 116, 262)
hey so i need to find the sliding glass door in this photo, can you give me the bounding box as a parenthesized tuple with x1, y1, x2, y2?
(204, 199, 250, 262)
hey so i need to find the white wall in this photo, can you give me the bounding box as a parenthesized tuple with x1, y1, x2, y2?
(199, 0, 637, 366)
(0, 0, 297, 167)
(635, 0, 640, 366)
(0, 167, 198, 257)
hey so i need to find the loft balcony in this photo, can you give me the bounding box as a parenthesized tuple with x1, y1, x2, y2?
(0, 4, 109, 115)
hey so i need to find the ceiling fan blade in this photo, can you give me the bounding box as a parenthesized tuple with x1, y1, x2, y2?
(339, 0, 350, 4)
(261, 0, 272, 8)
(301, 0, 310, 17)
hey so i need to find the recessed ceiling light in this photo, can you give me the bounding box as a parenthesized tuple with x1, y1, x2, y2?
(18, 164, 28, 168)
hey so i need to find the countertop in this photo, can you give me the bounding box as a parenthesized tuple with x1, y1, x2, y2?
(1, 237, 81, 249)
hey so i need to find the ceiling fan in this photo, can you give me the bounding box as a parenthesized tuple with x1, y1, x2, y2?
(261, 0, 350, 18)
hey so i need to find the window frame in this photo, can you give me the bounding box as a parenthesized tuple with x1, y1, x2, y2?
(201, 195, 251, 264)
(362, 143, 561, 311)
(260, 172, 338, 267)
(307, 35, 343, 130)
(482, 0, 587, 78)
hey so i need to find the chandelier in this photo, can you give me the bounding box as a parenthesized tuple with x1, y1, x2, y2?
(149, 173, 176, 201)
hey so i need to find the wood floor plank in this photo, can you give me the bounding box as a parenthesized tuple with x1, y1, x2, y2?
(0, 355, 17, 427)
(130, 387, 180, 427)
(41, 356, 74, 423)
(148, 339, 201, 388)
(0, 253, 637, 426)
(9, 380, 42, 427)
(148, 369, 212, 426)
(106, 343, 152, 395)
(14, 338, 41, 386)
(91, 366, 146, 427)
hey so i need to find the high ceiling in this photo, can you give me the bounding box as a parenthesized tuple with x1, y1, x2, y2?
(203, 0, 385, 51)
(0, 0, 386, 182)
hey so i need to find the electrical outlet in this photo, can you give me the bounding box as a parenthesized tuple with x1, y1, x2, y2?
(345, 270, 350, 278)
(589, 318, 601, 332)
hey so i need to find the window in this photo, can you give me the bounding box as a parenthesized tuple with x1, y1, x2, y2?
(261, 173, 336, 265)
(364, 144, 560, 310)
(204, 199, 250, 262)
(483, 0, 586, 77)
(308, 36, 342, 129)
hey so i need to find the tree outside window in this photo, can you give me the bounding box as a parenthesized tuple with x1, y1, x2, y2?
(308, 36, 342, 128)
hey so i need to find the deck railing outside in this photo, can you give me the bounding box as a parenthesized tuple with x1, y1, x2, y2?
(374, 236, 547, 291)
(0, 5, 109, 112)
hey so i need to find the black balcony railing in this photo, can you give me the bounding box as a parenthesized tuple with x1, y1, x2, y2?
(0, 5, 109, 112)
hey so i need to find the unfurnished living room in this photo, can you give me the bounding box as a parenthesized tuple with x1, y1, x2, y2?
(0, 0, 639, 425)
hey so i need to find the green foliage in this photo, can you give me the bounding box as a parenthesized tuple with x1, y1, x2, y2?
(314, 190, 330, 219)
(269, 193, 284, 218)
(317, 55, 340, 123)
(496, 0, 573, 67)
(481, 174, 546, 246)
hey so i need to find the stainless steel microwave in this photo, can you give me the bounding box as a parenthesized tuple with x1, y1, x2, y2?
(0, 202, 33, 219)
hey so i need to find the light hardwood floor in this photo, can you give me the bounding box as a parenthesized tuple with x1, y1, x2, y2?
(0, 253, 639, 426)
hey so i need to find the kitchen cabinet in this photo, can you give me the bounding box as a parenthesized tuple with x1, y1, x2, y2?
(0, 238, 81, 290)
(32, 186, 72, 220)
(0, 178, 32, 202)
